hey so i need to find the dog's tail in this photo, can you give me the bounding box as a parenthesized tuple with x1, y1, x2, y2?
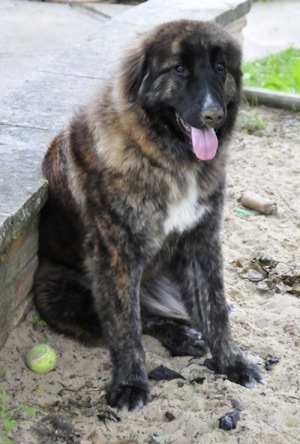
(140, 275, 189, 321)
(33, 264, 103, 345)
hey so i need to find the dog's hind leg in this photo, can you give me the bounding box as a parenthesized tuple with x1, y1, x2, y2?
(142, 315, 208, 357)
(33, 265, 103, 346)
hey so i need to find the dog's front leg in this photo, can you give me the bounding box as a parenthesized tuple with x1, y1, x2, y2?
(86, 233, 149, 411)
(174, 211, 264, 387)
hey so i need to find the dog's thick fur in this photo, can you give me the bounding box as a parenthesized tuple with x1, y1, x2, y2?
(34, 20, 264, 411)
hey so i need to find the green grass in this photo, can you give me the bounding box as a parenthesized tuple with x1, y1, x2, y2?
(0, 390, 38, 444)
(0, 390, 16, 443)
(243, 48, 300, 93)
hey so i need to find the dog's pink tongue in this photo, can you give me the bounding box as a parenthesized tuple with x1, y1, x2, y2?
(191, 127, 218, 161)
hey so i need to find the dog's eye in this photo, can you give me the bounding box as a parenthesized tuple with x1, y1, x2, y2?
(175, 65, 186, 74)
(216, 62, 226, 72)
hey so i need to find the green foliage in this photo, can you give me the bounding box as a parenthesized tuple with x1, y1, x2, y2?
(238, 108, 266, 134)
(31, 312, 46, 327)
(20, 405, 36, 419)
(0, 390, 38, 443)
(0, 436, 14, 444)
(0, 391, 16, 438)
(243, 48, 300, 93)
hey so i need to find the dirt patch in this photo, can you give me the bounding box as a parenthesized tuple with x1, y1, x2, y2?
(0, 105, 299, 444)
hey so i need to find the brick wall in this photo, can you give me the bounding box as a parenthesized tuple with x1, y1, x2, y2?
(0, 218, 39, 347)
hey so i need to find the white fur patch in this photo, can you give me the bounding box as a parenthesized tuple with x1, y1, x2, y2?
(203, 89, 215, 110)
(164, 174, 209, 235)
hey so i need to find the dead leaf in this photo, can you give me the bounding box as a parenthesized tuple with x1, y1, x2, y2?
(235, 252, 299, 297)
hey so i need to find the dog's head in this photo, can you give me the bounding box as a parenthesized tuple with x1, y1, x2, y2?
(119, 20, 242, 161)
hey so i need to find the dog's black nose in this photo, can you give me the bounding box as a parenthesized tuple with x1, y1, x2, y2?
(201, 107, 224, 127)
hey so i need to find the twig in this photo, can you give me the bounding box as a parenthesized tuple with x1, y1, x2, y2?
(276, 187, 296, 212)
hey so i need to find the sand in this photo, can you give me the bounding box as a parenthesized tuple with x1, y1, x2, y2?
(0, 105, 299, 444)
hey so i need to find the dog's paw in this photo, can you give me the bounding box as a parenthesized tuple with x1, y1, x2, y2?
(107, 381, 150, 411)
(225, 358, 265, 388)
(169, 326, 209, 357)
(208, 354, 265, 388)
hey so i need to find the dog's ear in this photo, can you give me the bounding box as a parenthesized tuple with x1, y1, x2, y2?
(119, 43, 148, 103)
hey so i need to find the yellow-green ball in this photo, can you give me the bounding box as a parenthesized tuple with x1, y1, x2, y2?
(25, 344, 57, 374)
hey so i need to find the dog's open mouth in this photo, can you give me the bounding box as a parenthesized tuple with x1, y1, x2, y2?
(176, 114, 219, 161)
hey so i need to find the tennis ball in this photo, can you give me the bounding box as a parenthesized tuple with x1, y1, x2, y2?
(25, 344, 57, 374)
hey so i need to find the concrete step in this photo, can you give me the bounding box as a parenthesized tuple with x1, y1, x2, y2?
(0, 0, 133, 100)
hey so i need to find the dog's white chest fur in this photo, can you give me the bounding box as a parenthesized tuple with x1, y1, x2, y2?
(164, 173, 208, 235)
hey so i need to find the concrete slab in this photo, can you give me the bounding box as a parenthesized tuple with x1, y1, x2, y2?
(85, 2, 133, 17)
(0, 125, 48, 250)
(112, 0, 251, 29)
(43, 20, 144, 79)
(0, 71, 99, 129)
(243, 0, 300, 61)
(0, 0, 119, 100)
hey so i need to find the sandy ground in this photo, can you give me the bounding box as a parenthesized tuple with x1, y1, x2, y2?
(0, 105, 299, 444)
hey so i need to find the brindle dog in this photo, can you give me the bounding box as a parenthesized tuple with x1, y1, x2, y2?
(34, 20, 264, 411)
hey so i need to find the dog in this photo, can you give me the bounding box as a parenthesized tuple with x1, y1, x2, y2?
(33, 19, 264, 411)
